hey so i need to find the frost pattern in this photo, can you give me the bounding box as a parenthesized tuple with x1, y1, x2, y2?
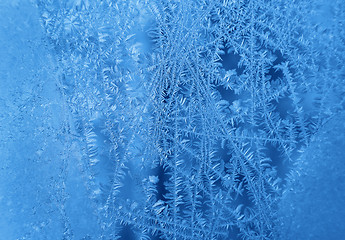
(1, 0, 344, 239)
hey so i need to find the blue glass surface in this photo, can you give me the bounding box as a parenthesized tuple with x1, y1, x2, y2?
(0, 1, 344, 239)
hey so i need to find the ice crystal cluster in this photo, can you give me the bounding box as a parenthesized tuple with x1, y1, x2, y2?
(0, 0, 344, 239)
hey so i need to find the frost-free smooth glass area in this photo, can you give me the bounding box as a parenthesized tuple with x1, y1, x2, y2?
(0, 1, 344, 239)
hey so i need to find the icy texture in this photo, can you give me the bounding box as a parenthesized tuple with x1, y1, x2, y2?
(278, 113, 345, 239)
(0, 0, 344, 239)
